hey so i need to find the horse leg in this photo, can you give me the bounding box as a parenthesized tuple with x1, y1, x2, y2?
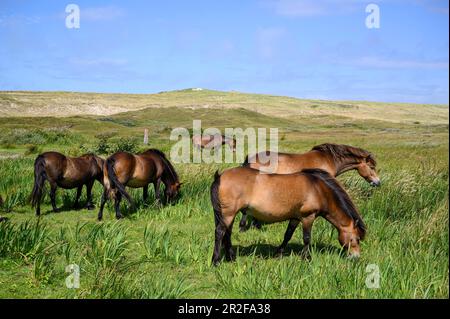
(239, 210, 249, 232)
(143, 184, 149, 202)
(223, 219, 236, 262)
(114, 192, 124, 219)
(212, 222, 226, 266)
(97, 188, 108, 221)
(153, 178, 162, 205)
(49, 182, 59, 212)
(301, 214, 316, 260)
(73, 185, 82, 209)
(212, 211, 236, 265)
(251, 218, 262, 230)
(85, 181, 95, 210)
(275, 219, 300, 257)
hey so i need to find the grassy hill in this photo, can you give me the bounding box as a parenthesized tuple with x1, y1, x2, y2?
(0, 89, 448, 125)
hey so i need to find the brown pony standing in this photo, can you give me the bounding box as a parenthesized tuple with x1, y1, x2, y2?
(210, 167, 366, 265)
(98, 149, 181, 220)
(240, 143, 380, 231)
(31, 152, 104, 216)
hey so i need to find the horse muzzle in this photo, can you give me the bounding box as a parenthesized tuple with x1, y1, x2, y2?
(370, 179, 381, 187)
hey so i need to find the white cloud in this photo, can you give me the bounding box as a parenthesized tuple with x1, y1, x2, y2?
(81, 5, 125, 21)
(69, 58, 128, 67)
(263, 0, 449, 17)
(262, 0, 366, 17)
(0, 14, 41, 27)
(257, 27, 286, 59)
(353, 56, 449, 69)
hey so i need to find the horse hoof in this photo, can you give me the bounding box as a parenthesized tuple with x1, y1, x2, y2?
(0, 217, 8, 223)
(86, 205, 95, 210)
(274, 250, 284, 258)
(226, 251, 236, 262)
(301, 251, 312, 261)
(116, 215, 124, 220)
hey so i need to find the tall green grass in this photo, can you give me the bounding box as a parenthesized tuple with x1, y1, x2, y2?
(0, 106, 448, 299)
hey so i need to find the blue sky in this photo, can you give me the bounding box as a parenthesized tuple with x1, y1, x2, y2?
(0, 0, 448, 104)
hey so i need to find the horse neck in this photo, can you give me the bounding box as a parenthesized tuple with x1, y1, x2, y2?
(160, 159, 178, 187)
(333, 156, 361, 176)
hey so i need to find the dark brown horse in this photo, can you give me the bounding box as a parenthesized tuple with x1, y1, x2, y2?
(31, 152, 104, 216)
(240, 143, 379, 231)
(210, 167, 366, 265)
(98, 149, 181, 220)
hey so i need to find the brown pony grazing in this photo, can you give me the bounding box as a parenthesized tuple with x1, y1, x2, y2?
(210, 167, 366, 265)
(31, 152, 104, 216)
(98, 149, 181, 220)
(192, 134, 236, 151)
(240, 143, 380, 231)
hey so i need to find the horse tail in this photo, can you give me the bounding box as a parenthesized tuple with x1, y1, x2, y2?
(105, 157, 134, 206)
(31, 154, 47, 208)
(210, 170, 224, 227)
(301, 168, 366, 239)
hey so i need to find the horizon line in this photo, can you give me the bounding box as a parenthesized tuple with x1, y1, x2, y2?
(0, 88, 448, 107)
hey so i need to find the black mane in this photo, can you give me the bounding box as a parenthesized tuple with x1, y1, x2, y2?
(145, 148, 179, 183)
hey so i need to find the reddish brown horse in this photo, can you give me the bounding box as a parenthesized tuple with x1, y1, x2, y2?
(240, 143, 379, 231)
(31, 152, 104, 216)
(210, 167, 366, 265)
(98, 149, 181, 220)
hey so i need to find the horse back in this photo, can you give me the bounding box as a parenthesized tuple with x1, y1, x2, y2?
(40, 151, 67, 181)
(247, 150, 335, 175)
(218, 167, 319, 222)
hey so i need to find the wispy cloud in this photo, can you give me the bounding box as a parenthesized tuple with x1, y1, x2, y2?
(262, 0, 449, 17)
(0, 14, 41, 27)
(69, 57, 128, 67)
(81, 5, 125, 21)
(415, 0, 449, 15)
(352, 56, 449, 69)
(256, 27, 286, 59)
(262, 0, 365, 17)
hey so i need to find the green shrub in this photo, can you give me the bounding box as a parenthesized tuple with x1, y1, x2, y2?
(110, 137, 138, 154)
(24, 144, 39, 155)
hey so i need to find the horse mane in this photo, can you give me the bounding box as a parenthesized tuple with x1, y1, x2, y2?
(312, 143, 376, 166)
(144, 149, 179, 183)
(301, 168, 366, 239)
(80, 153, 101, 159)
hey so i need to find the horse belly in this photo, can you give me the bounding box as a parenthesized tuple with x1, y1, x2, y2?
(247, 205, 293, 223)
(126, 178, 148, 188)
(57, 178, 84, 189)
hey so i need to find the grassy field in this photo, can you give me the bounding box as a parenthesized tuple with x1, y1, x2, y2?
(0, 89, 448, 298)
